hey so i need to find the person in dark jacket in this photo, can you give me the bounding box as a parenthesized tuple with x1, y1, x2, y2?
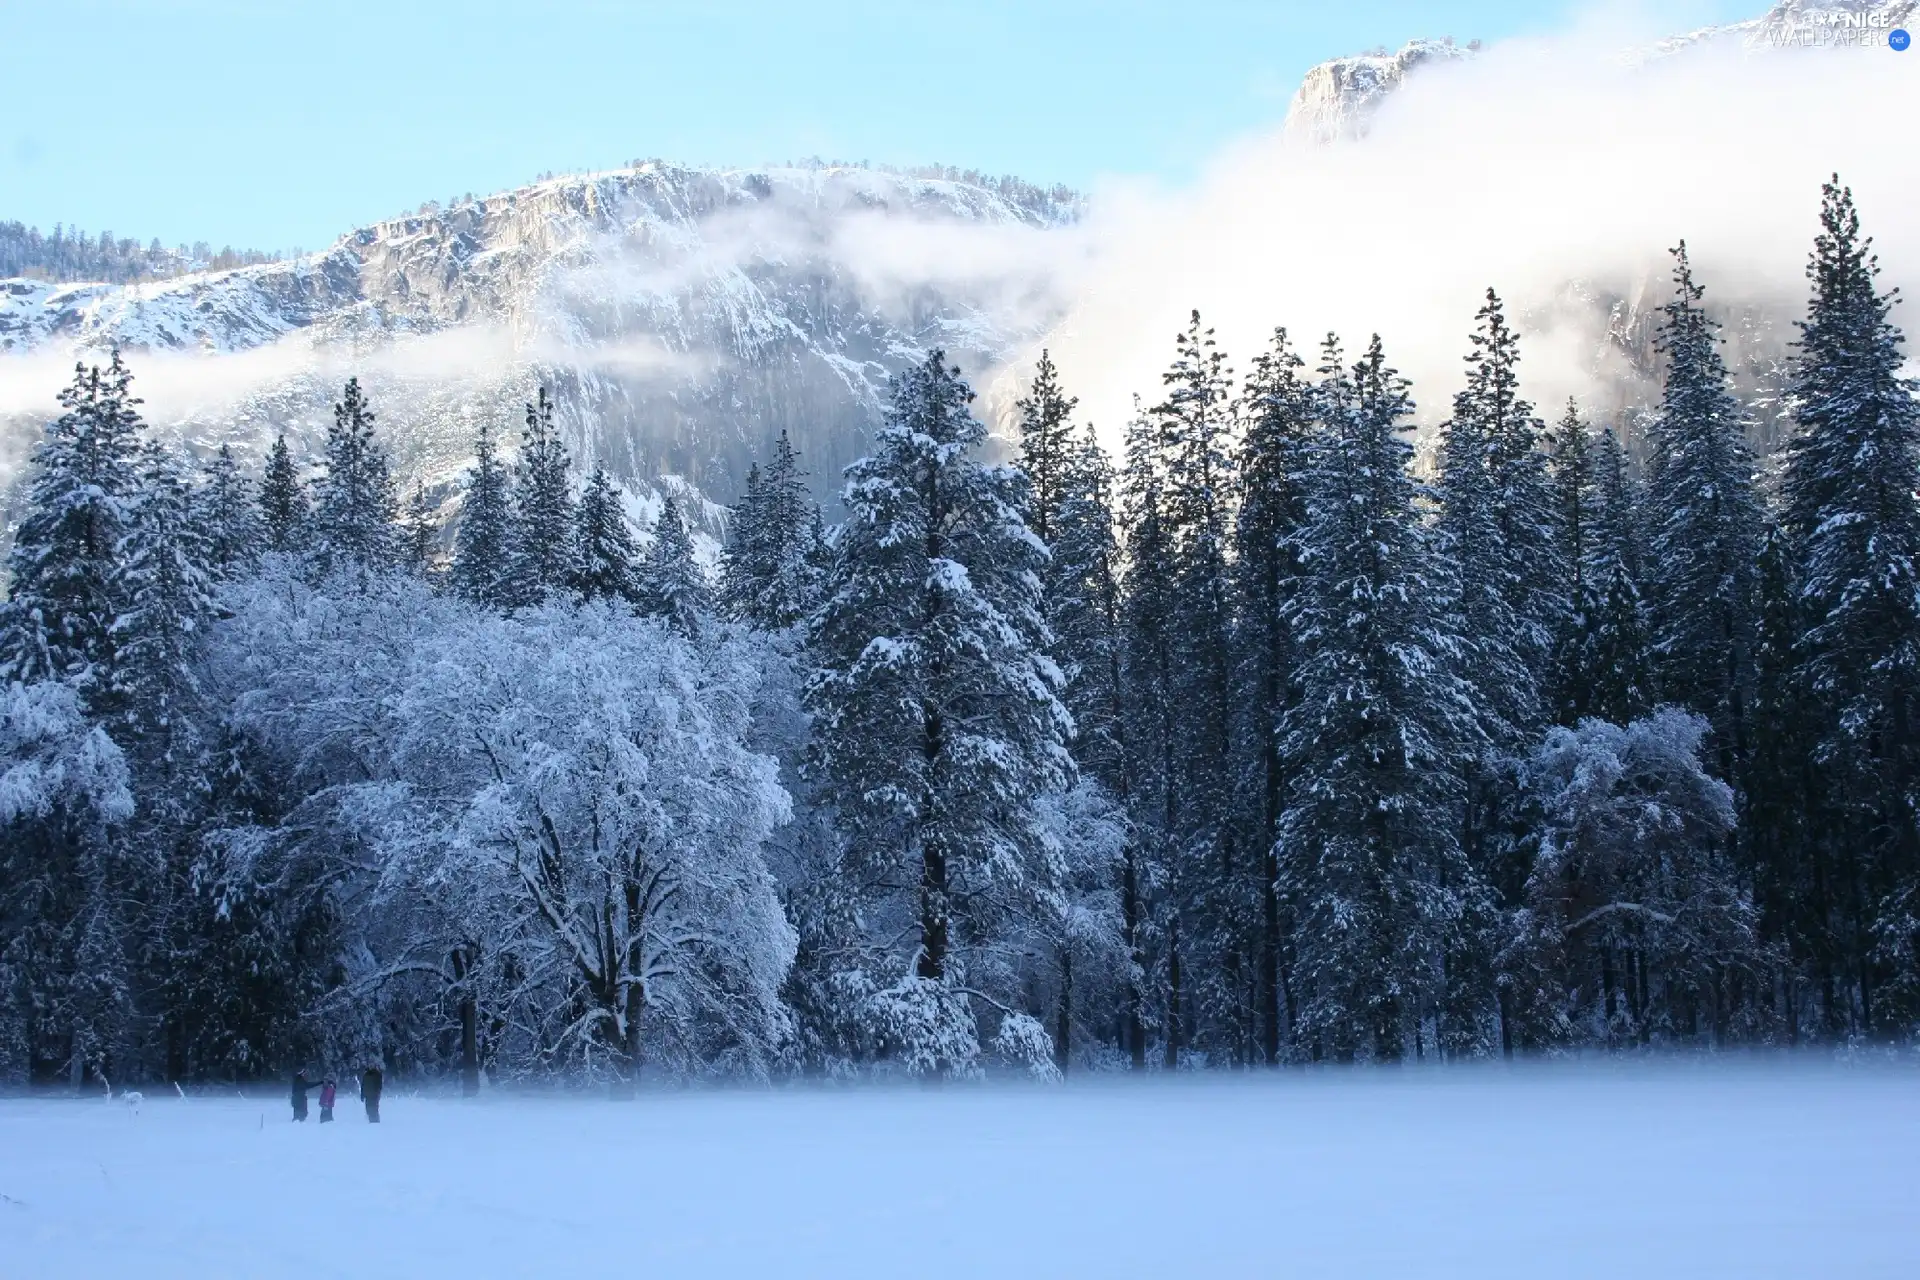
(360, 1065, 382, 1123)
(291, 1070, 316, 1122)
(318, 1078, 337, 1123)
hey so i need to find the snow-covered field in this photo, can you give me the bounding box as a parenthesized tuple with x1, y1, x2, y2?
(2, 1064, 1915, 1278)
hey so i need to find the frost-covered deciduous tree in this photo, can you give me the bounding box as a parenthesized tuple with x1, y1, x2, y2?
(386, 604, 795, 1086)
(1503, 709, 1762, 1049)
(0, 680, 134, 1085)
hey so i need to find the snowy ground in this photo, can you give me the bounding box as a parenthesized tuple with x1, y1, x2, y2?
(2, 1064, 1916, 1278)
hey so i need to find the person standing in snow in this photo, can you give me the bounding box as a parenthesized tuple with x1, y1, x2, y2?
(360, 1065, 382, 1123)
(318, 1078, 337, 1123)
(291, 1070, 316, 1122)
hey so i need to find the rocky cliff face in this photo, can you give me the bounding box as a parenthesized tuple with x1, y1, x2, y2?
(2, 163, 1079, 529)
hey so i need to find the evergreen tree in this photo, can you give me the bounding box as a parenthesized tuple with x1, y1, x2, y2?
(1118, 408, 1176, 1069)
(718, 432, 823, 630)
(400, 482, 438, 577)
(1231, 327, 1315, 1064)
(451, 420, 515, 607)
(807, 351, 1072, 1070)
(0, 351, 144, 696)
(111, 442, 216, 799)
(639, 494, 710, 634)
(310, 378, 399, 572)
(1546, 400, 1598, 724)
(1435, 290, 1558, 751)
(571, 465, 641, 605)
(1644, 243, 1762, 780)
(1145, 311, 1243, 1064)
(1579, 428, 1656, 726)
(1277, 334, 1484, 1062)
(1745, 518, 1817, 1030)
(511, 387, 574, 604)
(1780, 178, 1920, 1031)
(258, 434, 307, 554)
(198, 443, 263, 577)
(1016, 349, 1078, 544)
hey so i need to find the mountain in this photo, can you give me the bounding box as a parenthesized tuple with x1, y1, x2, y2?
(2, 163, 1079, 536)
(3, 0, 1908, 537)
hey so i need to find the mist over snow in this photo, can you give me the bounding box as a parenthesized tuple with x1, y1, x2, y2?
(1034, 4, 1920, 444)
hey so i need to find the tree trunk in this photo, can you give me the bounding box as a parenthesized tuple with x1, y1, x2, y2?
(1056, 946, 1072, 1076)
(1123, 845, 1145, 1069)
(1164, 917, 1181, 1070)
(452, 947, 479, 1097)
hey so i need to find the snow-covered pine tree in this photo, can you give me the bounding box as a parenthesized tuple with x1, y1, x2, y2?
(0, 351, 144, 696)
(1780, 178, 1920, 1030)
(111, 441, 217, 789)
(1578, 428, 1657, 726)
(1546, 399, 1598, 724)
(1644, 243, 1762, 780)
(510, 388, 574, 604)
(718, 432, 822, 630)
(1231, 326, 1315, 1064)
(807, 350, 1072, 1074)
(1016, 349, 1077, 545)
(1745, 518, 1816, 1028)
(198, 443, 263, 578)
(400, 481, 438, 577)
(1277, 334, 1484, 1062)
(1435, 289, 1557, 751)
(1118, 405, 1175, 1068)
(572, 464, 641, 605)
(451, 419, 515, 608)
(310, 378, 400, 573)
(639, 494, 710, 635)
(1146, 311, 1246, 1063)
(258, 434, 307, 554)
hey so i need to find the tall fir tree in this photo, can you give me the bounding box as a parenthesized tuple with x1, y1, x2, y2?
(1546, 399, 1599, 724)
(111, 441, 217, 798)
(807, 351, 1072, 1067)
(1231, 327, 1315, 1064)
(1145, 311, 1245, 1064)
(310, 378, 399, 572)
(1578, 427, 1656, 726)
(1277, 334, 1485, 1062)
(198, 443, 263, 578)
(0, 351, 145, 696)
(1435, 289, 1558, 751)
(1015, 349, 1078, 545)
(572, 465, 641, 605)
(511, 387, 575, 604)
(1780, 178, 1920, 1031)
(258, 434, 307, 554)
(1118, 404, 1176, 1068)
(1644, 243, 1763, 780)
(639, 493, 710, 634)
(718, 431, 823, 630)
(451, 420, 515, 607)
(400, 482, 438, 577)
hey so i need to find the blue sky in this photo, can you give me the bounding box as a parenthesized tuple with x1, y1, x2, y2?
(4, 1, 1754, 253)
